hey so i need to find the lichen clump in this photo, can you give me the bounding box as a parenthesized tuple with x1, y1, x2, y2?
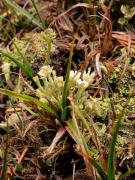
(1, 29, 56, 71)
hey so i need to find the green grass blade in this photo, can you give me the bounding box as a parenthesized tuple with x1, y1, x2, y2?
(61, 35, 76, 121)
(0, 88, 59, 118)
(118, 169, 135, 180)
(91, 159, 107, 180)
(31, 0, 45, 29)
(107, 98, 130, 180)
(62, 41, 74, 108)
(4, 0, 43, 29)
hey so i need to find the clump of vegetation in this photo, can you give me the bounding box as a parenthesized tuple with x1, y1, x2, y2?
(118, 5, 135, 29)
(0, 0, 135, 179)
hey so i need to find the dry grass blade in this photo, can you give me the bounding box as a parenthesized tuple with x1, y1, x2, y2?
(99, 1, 112, 55)
(95, 52, 102, 79)
(101, 15, 112, 55)
(12, 146, 28, 174)
(45, 127, 66, 154)
(50, 3, 94, 27)
(22, 120, 38, 137)
(57, 14, 74, 32)
(65, 126, 76, 142)
(112, 32, 135, 46)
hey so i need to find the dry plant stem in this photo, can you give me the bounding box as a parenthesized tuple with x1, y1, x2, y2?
(85, 160, 96, 180)
(81, 49, 98, 79)
(20, 75, 35, 93)
(95, 52, 102, 79)
(23, 0, 30, 8)
(112, 31, 135, 45)
(12, 146, 28, 174)
(6, 108, 22, 113)
(72, 161, 76, 180)
(87, 8, 97, 39)
(112, 32, 135, 45)
(99, 0, 113, 28)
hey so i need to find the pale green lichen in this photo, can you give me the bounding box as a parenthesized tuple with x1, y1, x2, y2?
(1, 62, 14, 89)
(11, 29, 56, 65)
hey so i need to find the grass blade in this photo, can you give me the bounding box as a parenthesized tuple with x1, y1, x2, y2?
(4, 0, 43, 29)
(0, 88, 59, 118)
(31, 0, 45, 29)
(61, 35, 76, 121)
(1, 51, 24, 70)
(91, 159, 107, 180)
(107, 98, 130, 180)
